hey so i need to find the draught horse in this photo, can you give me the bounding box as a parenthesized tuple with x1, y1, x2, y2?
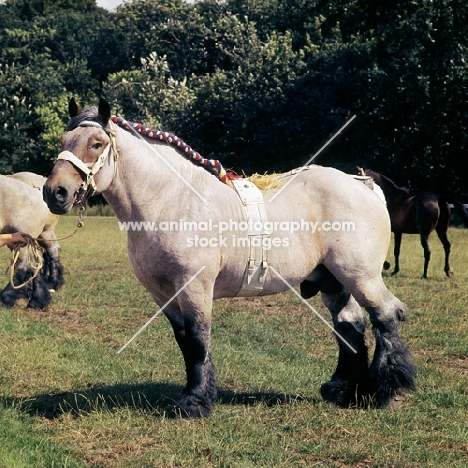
(0, 172, 64, 309)
(43, 98, 416, 417)
(363, 169, 468, 278)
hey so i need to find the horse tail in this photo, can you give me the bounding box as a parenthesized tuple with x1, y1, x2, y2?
(442, 195, 468, 228)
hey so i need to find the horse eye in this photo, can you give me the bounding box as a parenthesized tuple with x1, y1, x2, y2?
(92, 142, 103, 150)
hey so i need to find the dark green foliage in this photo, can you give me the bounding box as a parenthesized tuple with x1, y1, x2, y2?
(0, 0, 467, 198)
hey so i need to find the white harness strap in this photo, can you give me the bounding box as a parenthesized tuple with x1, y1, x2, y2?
(232, 179, 270, 296)
(57, 150, 95, 176)
(57, 143, 112, 195)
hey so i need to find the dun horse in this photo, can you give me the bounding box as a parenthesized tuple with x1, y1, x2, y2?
(0, 172, 64, 309)
(43, 98, 416, 417)
(363, 169, 468, 278)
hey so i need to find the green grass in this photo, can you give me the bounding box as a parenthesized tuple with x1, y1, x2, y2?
(1, 216, 468, 467)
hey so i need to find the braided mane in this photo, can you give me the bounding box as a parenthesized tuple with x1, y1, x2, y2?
(111, 116, 231, 184)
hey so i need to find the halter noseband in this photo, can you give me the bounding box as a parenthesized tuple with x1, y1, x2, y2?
(56, 120, 118, 202)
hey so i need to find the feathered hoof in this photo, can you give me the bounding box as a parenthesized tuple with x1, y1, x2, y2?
(171, 393, 214, 419)
(320, 379, 362, 408)
(0, 292, 16, 308)
(27, 298, 50, 310)
(368, 347, 417, 408)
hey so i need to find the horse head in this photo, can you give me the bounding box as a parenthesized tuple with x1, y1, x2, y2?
(43, 98, 116, 215)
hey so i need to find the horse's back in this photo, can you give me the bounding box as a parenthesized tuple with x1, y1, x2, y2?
(0, 174, 50, 236)
(10, 171, 46, 189)
(268, 166, 388, 222)
(10, 172, 60, 231)
(261, 166, 392, 286)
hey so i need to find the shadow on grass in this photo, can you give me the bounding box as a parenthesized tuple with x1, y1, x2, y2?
(3, 382, 320, 420)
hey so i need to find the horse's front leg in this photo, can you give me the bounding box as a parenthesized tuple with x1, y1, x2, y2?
(39, 235, 65, 292)
(164, 293, 217, 418)
(320, 290, 370, 407)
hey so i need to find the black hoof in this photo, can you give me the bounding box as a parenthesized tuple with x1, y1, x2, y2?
(320, 379, 369, 407)
(320, 379, 349, 406)
(0, 290, 17, 307)
(171, 393, 214, 419)
(368, 348, 417, 407)
(27, 298, 50, 310)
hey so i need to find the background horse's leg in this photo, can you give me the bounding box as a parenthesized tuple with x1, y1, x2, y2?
(0, 250, 50, 309)
(163, 294, 217, 418)
(419, 233, 431, 279)
(27, 274, 52, 309)
(320, 289, 370, 407)
(0, 278, 25, 308)
(435, 202, 453, 277)
(435, 229, 452, 277)
(392, 232, 402, 275)
(39, 235, 65, 292)
(0, 249, 32, 307)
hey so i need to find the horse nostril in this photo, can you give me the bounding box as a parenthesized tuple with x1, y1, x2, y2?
(56, 186, 68, 201)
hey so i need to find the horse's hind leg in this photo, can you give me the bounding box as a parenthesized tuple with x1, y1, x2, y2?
(163, 294, 217, 418)
(392, 232, 402, 275)
(39, 232, 65, 291)
(420, 234, 431, 279)
(41, 246, 65, 292)
(1, 250, 52, 309)
(359, 286, 416, 406)
(0, 252, 32, 307)
(320, 289, 370, 407)
(436, 230, 452, 277)
(0, 278, 24, 307)
(326, 267, 416, 407)
(302, 265, 369, 406)
(435, 215, 452, 277)
(27, 274, 52, 309)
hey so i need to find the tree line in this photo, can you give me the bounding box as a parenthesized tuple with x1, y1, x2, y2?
(1, 0, 467, 199)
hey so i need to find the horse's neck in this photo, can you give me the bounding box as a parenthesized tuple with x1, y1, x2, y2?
(375, 174, 408, 200)
(103, 128, 230, 220)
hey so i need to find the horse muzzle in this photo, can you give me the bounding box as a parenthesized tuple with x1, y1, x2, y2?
(43, 175, 81, 215)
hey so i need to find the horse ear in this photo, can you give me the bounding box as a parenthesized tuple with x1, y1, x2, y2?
(69, 97, 81, 118)
(98, 97, 111, 126)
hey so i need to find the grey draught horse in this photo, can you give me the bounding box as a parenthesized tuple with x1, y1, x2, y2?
(43, 98, 416, 417)
(0, 172, 64, 309)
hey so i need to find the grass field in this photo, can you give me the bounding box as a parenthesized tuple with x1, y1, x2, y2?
(0, 215, 467, 467)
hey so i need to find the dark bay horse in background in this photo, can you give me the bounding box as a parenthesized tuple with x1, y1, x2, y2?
(0, 172, 64, 309)
(43, 98, 416, 417)
(363, 169, 468, 278)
